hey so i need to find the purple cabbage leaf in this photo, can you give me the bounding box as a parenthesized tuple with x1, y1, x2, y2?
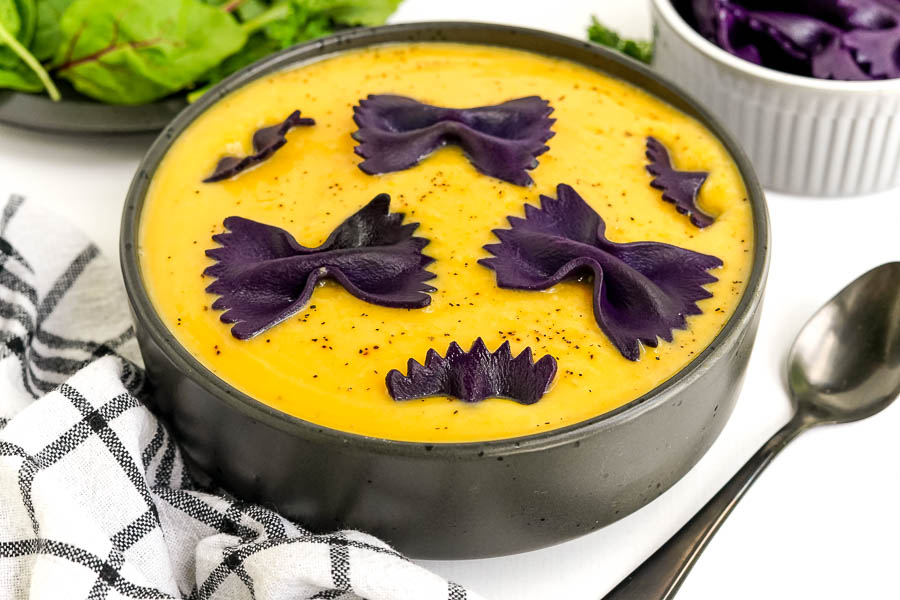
(205, 194, 436, 339)
(386, 338, 557, 404)
(479, 184, 723, 361)
(352, 94, 555, 186)
(204, 110, 315, 182)
(645, 136, 714, 228)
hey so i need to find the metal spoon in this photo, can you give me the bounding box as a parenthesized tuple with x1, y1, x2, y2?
(603, 262, 900, 600)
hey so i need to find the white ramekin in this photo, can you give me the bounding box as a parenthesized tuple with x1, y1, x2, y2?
(650, 0, 900, 196)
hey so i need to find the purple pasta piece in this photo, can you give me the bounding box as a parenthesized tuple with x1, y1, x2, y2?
(843, 26, 900, 78)
(204, 194, 436, 339)
(386, 338, 557, 404)
(743, 10, 872, 80)
(812, 32, 874, 79)
(676, 0, 900, 80)
(645, 137, 714, 228)
(352, 95, 555, 186)
(479, 184, 723, 361)
(204, 110, 315, 182)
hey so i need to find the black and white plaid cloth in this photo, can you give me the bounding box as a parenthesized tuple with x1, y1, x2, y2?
(0, 195, 480, 600)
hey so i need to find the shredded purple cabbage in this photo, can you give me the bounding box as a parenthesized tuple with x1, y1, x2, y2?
(205, 195, 436, 339)
(479, 184, 723, 361)
(675, 0, 900, 80)
(645, 137, 714, 228)
(204, 110, 315, 182)
(386, 338, 557, 404)
(352, 95, 555, 186)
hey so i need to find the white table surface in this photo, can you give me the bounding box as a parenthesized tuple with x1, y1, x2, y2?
(1, 1, 898, 598)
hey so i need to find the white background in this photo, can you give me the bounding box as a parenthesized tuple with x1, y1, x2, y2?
(1, 1, 898, 598)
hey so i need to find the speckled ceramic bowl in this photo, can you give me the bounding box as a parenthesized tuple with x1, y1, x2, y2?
(652, 0, 900, 196)
(121, 22, 770, 559)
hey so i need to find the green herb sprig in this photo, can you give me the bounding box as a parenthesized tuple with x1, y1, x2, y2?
(587, 16, 653, 64)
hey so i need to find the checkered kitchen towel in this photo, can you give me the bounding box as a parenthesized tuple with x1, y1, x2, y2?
(0, 194, 480, 600)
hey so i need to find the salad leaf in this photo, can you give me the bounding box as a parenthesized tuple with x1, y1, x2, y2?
(201, 0, 269, 21)
(233, 0, 270, 21)
(31, 0, 73, 61)
(0, 61, 39, 92)
(14, 0, 35, 46)
(0, 0, 59, 96)
(244, 0, 403, 41)
(0, 0, 404, 102)
(312, 0, 404, 27)
(253, 7, 333, 48)
(186, 32, 280, 102)
(191, 0, 404, 101)
(53, 0, 247, 104)
(0, 0, 21, 36)
(0, 0, 28, 84)
(588, 16, 653, 64)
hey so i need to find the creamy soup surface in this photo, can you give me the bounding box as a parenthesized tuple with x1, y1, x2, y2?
(140, 43, 754, 442)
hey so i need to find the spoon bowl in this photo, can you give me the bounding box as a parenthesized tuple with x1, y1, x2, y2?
(789, 262, 900, 424)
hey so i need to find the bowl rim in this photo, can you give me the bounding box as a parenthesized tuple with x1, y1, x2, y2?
(120, 21, 770, 458)
(651, 0, 900, 93)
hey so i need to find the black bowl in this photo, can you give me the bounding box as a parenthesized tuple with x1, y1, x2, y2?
(120, 22, 770, 559)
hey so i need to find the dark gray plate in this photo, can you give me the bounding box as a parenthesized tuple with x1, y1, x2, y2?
(0, 80, 186, 135)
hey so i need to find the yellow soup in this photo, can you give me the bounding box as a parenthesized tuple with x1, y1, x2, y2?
(140, 43, 754, 443)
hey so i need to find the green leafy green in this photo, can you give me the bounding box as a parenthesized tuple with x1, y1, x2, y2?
(53, 0, 247, 104)
(190, 0, 403, 101)
(0, 0, 26, 77)
(257, 11, 333, 48)
(0, 26, 42, 93)
(302, 0, 403, 27)
(0, 0, 22, 40)
(232, 0, 270, 22)
(31, 0, 73, 61)
(0, 0, 403, 103)
(186, 31, 279, 101)
(0, 0, 59, 96)
(587, 16, 653, 64)
(0, 59, 39, 92)
(240, 0, 402, 46)
(15, 0, 36, 46)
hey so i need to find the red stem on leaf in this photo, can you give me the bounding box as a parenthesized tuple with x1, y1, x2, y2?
(222, 0, 246, 13)
(56, 18, 167, 73)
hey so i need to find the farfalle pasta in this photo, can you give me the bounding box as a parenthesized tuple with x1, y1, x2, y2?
(203, 110, 315, 182)
(387, 338, 557, 405)
(480, 184, 722, 361)
(352, 94, 555, 186)
(204, 195, 435, 339)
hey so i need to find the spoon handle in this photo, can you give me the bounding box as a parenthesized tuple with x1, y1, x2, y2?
(602, 411, 814, 600)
